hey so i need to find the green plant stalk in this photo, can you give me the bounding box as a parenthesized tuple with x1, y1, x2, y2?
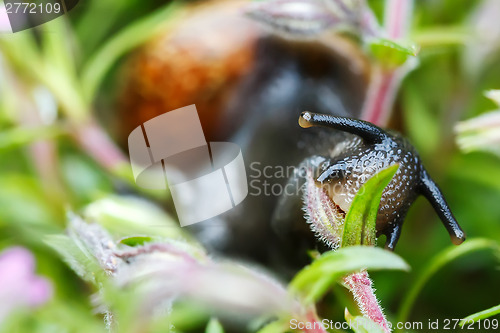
(412, 26, 469, 48)
(460, 304, 500, 326)
(81, 1, 181, 102)
(397, 238, 499, 325)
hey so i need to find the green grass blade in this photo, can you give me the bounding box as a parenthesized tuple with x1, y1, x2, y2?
(397, 238, 499, 324)
(0, 125, 65, 151)
(460, 304, 500, 326)
(81, 1, 181, 102)
(342, 164, 399, 247)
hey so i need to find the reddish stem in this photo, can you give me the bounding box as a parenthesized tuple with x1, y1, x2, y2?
(343, 270, 391, 332)
(361, 66, 398, 126)
(385, 0, 413, 39)
(361, 0, 414, 127)
(74, 119, 128, 172)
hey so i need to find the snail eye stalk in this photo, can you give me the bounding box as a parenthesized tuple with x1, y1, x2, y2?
(299, 111, 388, 144)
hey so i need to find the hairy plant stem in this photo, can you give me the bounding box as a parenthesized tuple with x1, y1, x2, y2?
(343, 270, 390, 332)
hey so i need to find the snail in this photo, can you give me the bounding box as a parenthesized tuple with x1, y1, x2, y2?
(116, 0, 465, 272)
(297, 111, 465, 251)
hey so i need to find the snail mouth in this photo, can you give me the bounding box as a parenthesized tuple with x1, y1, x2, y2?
(303, 170, 347, 249)
(321, 181, 352, 215)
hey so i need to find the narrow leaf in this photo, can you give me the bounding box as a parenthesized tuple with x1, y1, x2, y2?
(82, 2, 180, 101)
(0, 125, 65, 151)
(256, 319, 288, 333)
(460, 304, 500, 326)
(342, 164, 399, 247)
(397, 238, 499, 323)
(44, 234, 102, 284)
(119, 236, 154, 247)
(290, 246, 409, 303)
(369, 38, 419, 68)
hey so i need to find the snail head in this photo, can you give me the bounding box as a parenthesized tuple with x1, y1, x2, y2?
(299, 111, 466, 250)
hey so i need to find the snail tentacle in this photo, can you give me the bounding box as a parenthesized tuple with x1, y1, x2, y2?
(299, 111, 389, 143)
(384, 223, 402, 251)
(419, 170, 466, 245)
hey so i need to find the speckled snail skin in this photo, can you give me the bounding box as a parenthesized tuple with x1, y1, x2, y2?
(298, 111, 466, 250)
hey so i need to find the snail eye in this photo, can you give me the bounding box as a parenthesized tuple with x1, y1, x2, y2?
(318, 160, 330, 172)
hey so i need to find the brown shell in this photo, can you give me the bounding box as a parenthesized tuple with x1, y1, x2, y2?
(116, 0, 371, 145)
(117, 0, 262, 144)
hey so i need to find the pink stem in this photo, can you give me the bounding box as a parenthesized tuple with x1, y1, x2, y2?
(343, 270, 391, 333)
(360, 66, 398, 126)
(385, 0, 413, 39)
(73, 119, 128, 172)
(361, 0, 414, 127)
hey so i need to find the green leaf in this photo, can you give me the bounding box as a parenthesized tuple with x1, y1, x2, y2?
(345, 308, 385, 333)
(41, 18, 77, 82)
(0, 24, 88, 121)
(74, 0, 132, 56)
(44, 234, 102, 284)
(206, 318, 224, 333)
(290, 246, 409, 304)
(460, 304, 500, 327)
(342, 164, 399, 247)
(255, 319, 288, 333)
(369, 38, 419, 68)
(119, 235, 154, 247)
(81, 1, 180, 101)
(83, 196, 191, 241)
(397, 238, 499, 324)
(0, 125, 65, 152)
